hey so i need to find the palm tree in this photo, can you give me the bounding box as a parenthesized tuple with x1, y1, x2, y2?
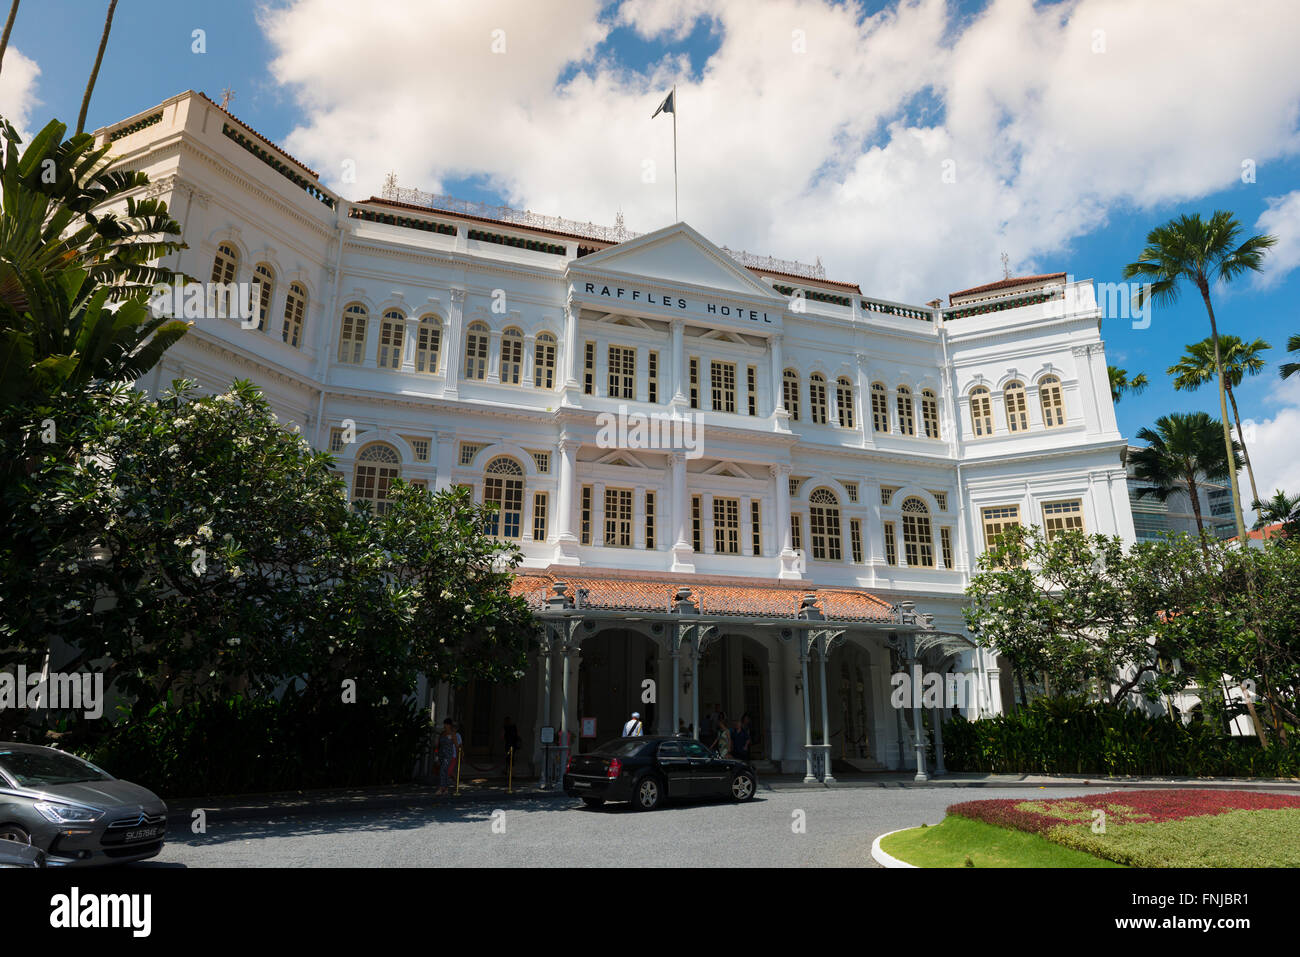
(74, 0, 117, 137)
(1130, 412, 1240, 549)
(0, 1, 20, 76)
(1108, 366, 1149, 403)
(1123, 211, 1276, 544)
(1253, 489, 1300, 535)
(1281, 333, 1300, 381)
(1168, 335, 1269, 507)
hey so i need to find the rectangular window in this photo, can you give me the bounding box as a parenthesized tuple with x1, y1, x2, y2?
(809, 377, 828, 424)
(713, 497, 740, 554)
(407, 437, 430, 462)
(711, 361, 737, 413)
(608, 345, 635, 399)
(981, 505, 1022, 550)
(648, 351, 659, 404)
(692, 495, 702, 551)
(580, 485, 593, 545)
(940, 526, 953, 569)
(871, 386, 889, 432)
(583, 341, 595, 395)
(645, 491, 656, 549)
(533, 492, 548, 541)
(883, 522, 897, 565)
(850, 518, 864, 564)
(930, 491, 948, 511)
(604, 488, 633, 547)
(843, 482, 859, 504)
(689, 357, 699, 409)
(1042, 499, 1085, 540)
(880, 486, 897, 506)
(530, 450, 551, 474)
(459, 442, 485, 467)
(790, 513, 803, 551)
(746, 365, 757, 416)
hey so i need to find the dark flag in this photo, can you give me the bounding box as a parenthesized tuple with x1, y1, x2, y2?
(652, 89, 675, 118)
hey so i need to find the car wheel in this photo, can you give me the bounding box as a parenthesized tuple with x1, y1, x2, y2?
(0, 824, 31, 845)
(581, 797, 605, 808)
(633, 774, 663, 811)
(730, 771, 756, 802)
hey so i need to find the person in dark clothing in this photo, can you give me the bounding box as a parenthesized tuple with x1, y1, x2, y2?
(503, 716, 522, 756)
(732, 717, 751, 761)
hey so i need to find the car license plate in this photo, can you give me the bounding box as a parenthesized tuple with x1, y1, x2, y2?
(573, 780, 590, 788)
(122, 826, 163, 842)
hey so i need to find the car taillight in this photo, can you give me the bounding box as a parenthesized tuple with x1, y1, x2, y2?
(566, 754, 575, 773)
(606, 758, 622, 780)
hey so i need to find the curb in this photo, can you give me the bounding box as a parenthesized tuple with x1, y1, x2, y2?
(871, 828, 919, 868)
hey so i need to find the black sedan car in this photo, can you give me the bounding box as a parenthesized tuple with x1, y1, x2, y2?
(0, 744, 168, 866)
(563, 735, 757, 810)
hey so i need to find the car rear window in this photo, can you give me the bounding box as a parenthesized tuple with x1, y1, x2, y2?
(592, 739, 655, 758)
(0, 749, 113, 787)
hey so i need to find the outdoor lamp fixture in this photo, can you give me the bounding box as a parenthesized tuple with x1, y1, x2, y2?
(682, 666, 693, 692)
(794, 673, 803, 696)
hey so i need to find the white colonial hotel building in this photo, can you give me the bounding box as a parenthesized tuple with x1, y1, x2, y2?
(98, 91, 1137, 781)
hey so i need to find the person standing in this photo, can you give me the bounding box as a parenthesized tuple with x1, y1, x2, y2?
(436, 718, 461, 795)
(622, 711, 643, 737)
(714, 712, 732, 758)
(732, 717, 750, 762)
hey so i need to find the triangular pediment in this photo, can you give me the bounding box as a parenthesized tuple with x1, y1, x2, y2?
(569, 222, 783, 301)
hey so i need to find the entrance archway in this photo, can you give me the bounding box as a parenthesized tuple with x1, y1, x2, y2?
(697, 633, 770, 755)
(576, 627, 658, 752)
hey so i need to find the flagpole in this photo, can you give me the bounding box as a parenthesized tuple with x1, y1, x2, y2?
(672, 84, 678, 222)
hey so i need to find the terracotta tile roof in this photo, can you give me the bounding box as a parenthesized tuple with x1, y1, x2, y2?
(949, 272, 1066, 304)
(197, 90, 321, 179)
(510, 572, 897, 623)
(1233, 521, 1288, 541)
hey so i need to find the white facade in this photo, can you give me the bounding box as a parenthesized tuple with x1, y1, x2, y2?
(97, 91, 1136, 776)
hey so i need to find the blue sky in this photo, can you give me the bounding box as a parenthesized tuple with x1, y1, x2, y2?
(6, 0, 1300, 503)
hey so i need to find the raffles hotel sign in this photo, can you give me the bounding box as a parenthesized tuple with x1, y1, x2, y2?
(575, 281, 779, 325)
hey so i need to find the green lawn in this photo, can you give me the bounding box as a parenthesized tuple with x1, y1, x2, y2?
(1050, 808, 1300, 867)
(879, 815, 1124, 868)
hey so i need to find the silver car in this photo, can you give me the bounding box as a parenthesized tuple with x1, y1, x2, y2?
(0, 743, 168, 866)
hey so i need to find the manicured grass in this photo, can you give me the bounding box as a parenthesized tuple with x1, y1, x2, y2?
(880, 814, 1124, 868)
(1050, 808, 1300, 868)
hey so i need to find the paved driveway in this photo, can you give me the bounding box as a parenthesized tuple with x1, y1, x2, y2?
(144, 783, 1114, 867)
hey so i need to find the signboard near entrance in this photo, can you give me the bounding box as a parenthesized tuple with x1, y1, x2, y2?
(580, 717, 597, 739)
(540, 726, 555, 744)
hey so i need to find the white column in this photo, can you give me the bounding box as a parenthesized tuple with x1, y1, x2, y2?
(442, 288, 466, 399)
(523, 332, 536, 388)
(670, 320, 685, 405)
(670, 452, 693, 573)
(434, 430, 455, 492)
(592, 482, 606, 547)
(701, 492, 715, 554)
(554, 438, 579, 564)
(772, 463, 796, 578)
(818, 639, 836, 784)
(633, 485, 647, 549)
(770, 334, 785, 417)
(562, 298, 581, 401)
(401, 315, 418, 373)
(800, 645, 815, 783)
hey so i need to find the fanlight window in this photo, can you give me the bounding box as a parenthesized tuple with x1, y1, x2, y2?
(1005, 381, 1029, 432)
(415, 315, 441, 374)
(901, 497, 934, 568)
(1040, 375, 1065, 427)
(501, 328, 524, 385)
(836, 377, 855, 429)
(281, 282, 307, 347)
(534, 333, 557, 389)
(970, 386, 994, 436)
(352, 443, 401, 514)
(808, 487, 842, 561)
(783, 369, 800, 421)
(464, 322, 489, 380)
(338, 303, 368, 364)
(896, 386, 915, 436)
(483, 456, 524, 539)
(871, 382, 889, 432)
(378, 310, 405, 369)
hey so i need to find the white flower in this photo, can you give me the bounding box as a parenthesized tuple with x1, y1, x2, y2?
(227, 636, 241, 646)
(229, 566, 242, 579)
(64, 600, 81, 610)
(197, 524, 213, 541)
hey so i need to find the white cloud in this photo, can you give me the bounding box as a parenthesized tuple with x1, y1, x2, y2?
(1242, 376, 1300, 518)
(0, 46, 41, 142)
(1254, 189, 1300, 289)
(260, 0, 1300, 302)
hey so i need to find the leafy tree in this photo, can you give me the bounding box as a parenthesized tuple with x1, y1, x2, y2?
(1108, 365, 1148, 403)
(1168, 335, 1269, 507)
(1130, 411, 1240, 546)
(1123, 211, 1276, 543)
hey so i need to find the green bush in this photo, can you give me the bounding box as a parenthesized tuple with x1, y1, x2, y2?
(85, 688, 431, 798)
(942, 696, 1300, 778)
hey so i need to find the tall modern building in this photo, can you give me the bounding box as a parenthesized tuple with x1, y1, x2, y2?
(96, 91, 1137, 779)
(1126, 447, 1237, 542)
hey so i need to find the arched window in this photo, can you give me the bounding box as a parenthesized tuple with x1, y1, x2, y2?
(783, 369, 801, 421)
(251, 263, 275, 333)
(378, 310, 405, 369)
(896, 386, 915, 436)
(415, 315, 441, 374)
(352, 443, 401, 514)
(809, 374, 828, 424)
(1004, 380, 1028, 432)
(483, 456, 524, 539)
(921, 389, 940, 439)
(808, 487, 842, 561)
(338, 303, 368, 364)
(500, 328, 523, 385)
(901, 497, 934, 567)
(210, 242, 239, 317)
(871, 382, 889, 432)
(1039, 375, 1065, 427)
(970, 386, 994, 436)
(464, 322, 489, 380)
(281, 282, 307, 347)
(836, 377, 855, 429)
(534, 332, 557, 389)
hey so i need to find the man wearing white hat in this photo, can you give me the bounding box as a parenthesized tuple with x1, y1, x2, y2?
(622, 711, 643, 737)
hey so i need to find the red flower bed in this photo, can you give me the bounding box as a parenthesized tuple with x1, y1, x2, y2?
(949, 789, 1300, 835)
